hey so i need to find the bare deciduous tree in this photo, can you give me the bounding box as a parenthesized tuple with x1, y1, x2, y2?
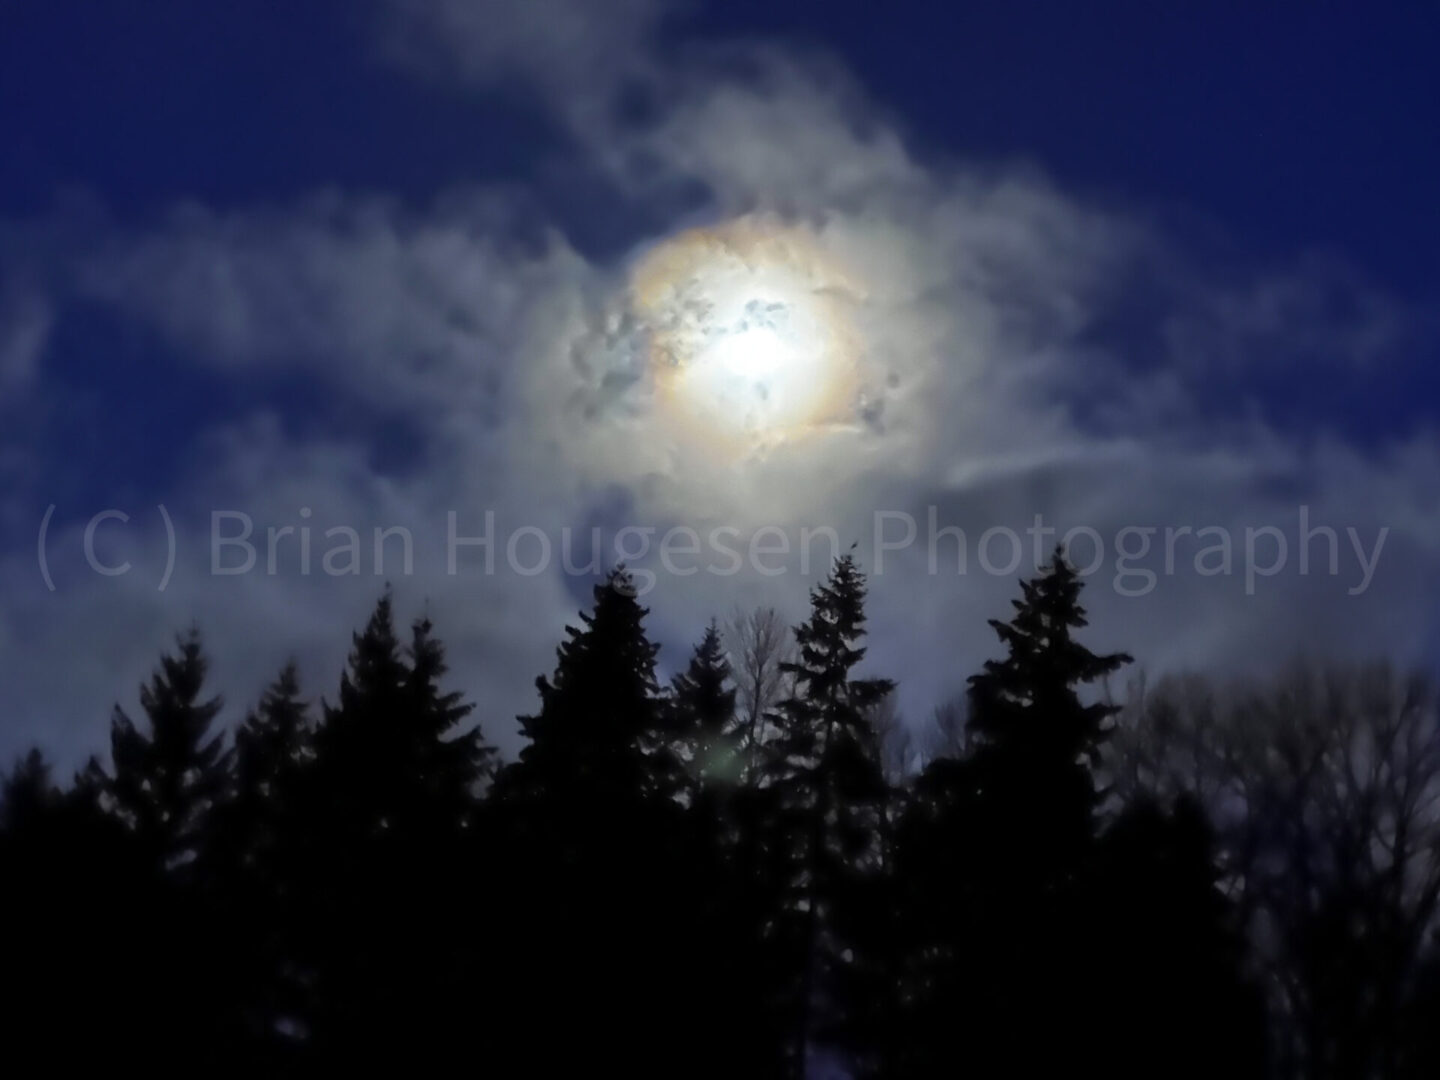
(1111, 660, 1440, 1079)
(866, 693, 910, 784)
(724, 606, 794, 782)
(920, 695, 969, 767)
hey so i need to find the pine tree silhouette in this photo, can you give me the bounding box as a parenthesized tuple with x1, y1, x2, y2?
(86, 628, 232, 875)
(402, 613, 496, 823)
(966, 545, 1131, 874)
(315, 594, 409, 829)
(487, 568, 741, 1076)
(667, 618, 791, 1076)
(309, 594, 489, 840)
(882, 549, 1137, 1077)
(65, 633, 240, 1072)
(671, 618, 741, 790)
(765, 552, 895, 1079)
(499, 566, 668, 806)
(958, 547, 1132, 1074)
(229, 662, 311, 869)
(11, 541, 1437, 1077)
(295, 593, 490, 1069)
(1, 747, 55, 832)
(206, 662, 314, 1068)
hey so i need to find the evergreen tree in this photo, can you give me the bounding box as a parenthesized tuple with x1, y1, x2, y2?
(671, 619, 741, 790)
(208, 662, 314, 1067)
(20, 536, 1438, 1077)
(498, 566, 667, 807)
(310, 594, 489, 839)
(298, 594, 490, 1069)
(765, 552, 895, 1079)
(945, 547, 1131, 1075)
(230, 662, 312, 869)
(86, 629, 232, 874)
(401, 613, 495, 827)
(66, 632, 240, 1071)
(315, 595, 409, 827)
(0, 748, 56, 833)
(488, 568, 734, 1076)
(966, 545, 1132, 876)
(669, 619, 790, 1075)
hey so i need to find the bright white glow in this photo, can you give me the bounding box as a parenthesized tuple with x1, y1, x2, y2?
(709, 326, 792, 381)
(630, 218, 863, 443)
(682, 306, 826, 432)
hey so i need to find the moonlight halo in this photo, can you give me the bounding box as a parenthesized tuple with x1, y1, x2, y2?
(630, 216, 866, 449)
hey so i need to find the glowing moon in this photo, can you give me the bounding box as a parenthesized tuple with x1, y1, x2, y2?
(709, 325, 791, 381)
(629, 217, 865, 447)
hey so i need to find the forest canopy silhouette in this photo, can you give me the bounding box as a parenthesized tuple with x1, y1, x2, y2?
(4, 550, 1440, 1079)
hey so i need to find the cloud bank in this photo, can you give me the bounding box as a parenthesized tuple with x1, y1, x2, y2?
(3, 0, 1436, 770)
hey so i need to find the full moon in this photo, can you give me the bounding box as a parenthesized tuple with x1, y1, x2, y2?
(629, 217, 865, 447)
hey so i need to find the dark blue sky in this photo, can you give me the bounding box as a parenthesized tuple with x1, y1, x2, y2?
(3, 3, 1438, 510)
(6, 1, 1438, 553)
(696, 2, 1440, 297)
(5, 2, 1437, 290)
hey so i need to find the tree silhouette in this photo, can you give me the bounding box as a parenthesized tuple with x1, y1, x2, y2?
(498, 566, 668, 807)
(227, 662, 311, 873)
(291, 594, 492, 1068)
(1112, 660, 1440, 1078)
(727, 605, 794, 782)
(966, 548, 1130, 1071)
(2, 555, 1433, 1078)
(204, 662, 314, 1067)
(1094, 793, 1268, 1079)
(889, 548, 1132, 1077)
(86, 628, 232, 875)
(671, 618, 741, 790)
(487, 567, 727, 1075)
(764, 552, 894, 1078)
(1, 747, 56, 833)
(966, 546, 1132, 862)
(403, 612, 496, 821)
(31, 633, 236, 1071)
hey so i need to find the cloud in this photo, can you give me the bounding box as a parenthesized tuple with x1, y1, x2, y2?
(0, 290, 51, 392)
(3, 15, 1438, 770)
(76, 191, 571, 426)
(373, 0, 678, 103)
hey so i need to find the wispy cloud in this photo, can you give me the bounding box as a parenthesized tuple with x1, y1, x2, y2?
(3, 2, 1436, 771)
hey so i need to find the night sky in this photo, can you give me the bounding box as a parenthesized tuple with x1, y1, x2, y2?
(3, 0, 1438, 768)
